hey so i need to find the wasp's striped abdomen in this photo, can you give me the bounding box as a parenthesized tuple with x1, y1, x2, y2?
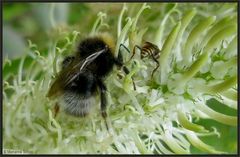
(141, 42, 160, 59)
(128, 41, 161, 78)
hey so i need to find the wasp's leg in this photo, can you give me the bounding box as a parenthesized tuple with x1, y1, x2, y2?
(97, 79, 109, 131)
(62, 56, 75, 69)
(150, 54, 160, 78)
(128, 45, 142, 62)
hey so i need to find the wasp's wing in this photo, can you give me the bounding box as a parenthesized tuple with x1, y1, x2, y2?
(47, 48, 106, 98)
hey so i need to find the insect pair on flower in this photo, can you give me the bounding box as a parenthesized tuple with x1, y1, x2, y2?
(47, 33, 161, 130)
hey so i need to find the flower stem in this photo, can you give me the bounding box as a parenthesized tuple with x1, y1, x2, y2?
(154, 3, 178, 48)
(207, 75, 237, 93)
(115, 17, 132, 57)
(200, 15, 236, 48)
(131, 3, 151, 31)
(117, 4, 127, 38)
(224, 35, 237, 59)
(204, 25, 237, 53)
(196, 101, 237, 126)
(221, 88, 237, 101)
(182, 16, 216, 64)
(129, 129, 152, 154)
(182, 52, 209, 83)
(177, 111, 208, 133)
(163, 130, 189, 154)
(214, 95, 237, 110)
(90, 12, 107, 35)
(175, 8, 197, 61)
(186, 131, 225, 154)
(195, 75, 237, 95)
(159, 22, 181, 84)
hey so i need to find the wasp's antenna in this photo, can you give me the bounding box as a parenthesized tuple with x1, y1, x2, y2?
(128, 45, 142, 62)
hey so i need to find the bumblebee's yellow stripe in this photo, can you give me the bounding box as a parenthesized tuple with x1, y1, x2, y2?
(99, 33, 115, 54)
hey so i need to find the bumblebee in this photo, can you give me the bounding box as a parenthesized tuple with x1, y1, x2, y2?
(129, 42, 160, 78)
(47, 33, 132, 130)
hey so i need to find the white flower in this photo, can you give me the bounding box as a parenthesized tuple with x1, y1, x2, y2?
(3, 3, 237, 154)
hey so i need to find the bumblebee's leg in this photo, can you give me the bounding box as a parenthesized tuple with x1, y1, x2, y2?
(117, 44, 131, 68)
(97, 79, 109, 131)
(53, 103, 60, 118)
(128, 45, 142, 62)
(113, 55, 123, 79)
(122, 66, 136, 90)
(116, 45, 137, 90)
(62, 56, 75, 69)
(114, 58, 136, 91)
(115, 44, 125, 80)
(150, 54, 160, 78)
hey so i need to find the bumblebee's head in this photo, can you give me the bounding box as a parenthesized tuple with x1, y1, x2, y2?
(98, 33, 115, 51)
(77, 33, 115, 58)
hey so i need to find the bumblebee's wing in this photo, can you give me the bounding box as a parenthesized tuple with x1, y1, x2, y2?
(46, 62, 83, 98)
(64, 48, 106, 85)
(79, 48, 106, 70)
(47, 48, 106, 98)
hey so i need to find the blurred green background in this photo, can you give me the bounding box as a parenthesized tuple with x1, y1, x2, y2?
(4, 3, 235, 59)
(3, 3, 95, 59)
(3, 3, 237, 154)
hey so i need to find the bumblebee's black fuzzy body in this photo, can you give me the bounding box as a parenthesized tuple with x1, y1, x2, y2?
(48, 33, 130, 127)
(76, 37, 116, 77)
(60, 35, 117, 118)
(47, 33, 134, 130)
